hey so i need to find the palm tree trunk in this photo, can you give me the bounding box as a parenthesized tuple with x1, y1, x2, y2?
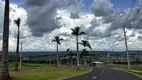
(84, 47, 87, 68)
(67, 52, 68, 67)
(57, 43, 59, 68)
(76, 36, 80, 70)
(15, 27, 19, 71)
(0, 0, 10, 79)
(20, 41, 22, 68)
(71, 57, 73, 66)
(84, 55, 87, 68)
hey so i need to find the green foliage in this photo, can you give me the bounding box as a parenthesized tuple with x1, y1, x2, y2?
(80, 49, 89, 57)
(71, 27, 86, 36)
(52, 36, 64, 45)
(79, 40, 92, 49)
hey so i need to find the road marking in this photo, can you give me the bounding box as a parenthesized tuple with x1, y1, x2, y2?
(101, 69, 104, 73)
(92, 76, 97, 79)
(99, 69, 104, 76)
(92, 69, 104, 79)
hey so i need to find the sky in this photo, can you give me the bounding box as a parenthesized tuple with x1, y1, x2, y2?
(0, 0, 142, 51)
(10, 0, 135, 9)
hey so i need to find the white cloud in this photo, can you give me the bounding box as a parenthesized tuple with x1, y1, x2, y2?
(0, 0, 142, 51)
(91, 0, 114, 17)
(0, 1, 4, 33)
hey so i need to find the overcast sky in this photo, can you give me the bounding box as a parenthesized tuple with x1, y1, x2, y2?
(0, 0, 142, 51)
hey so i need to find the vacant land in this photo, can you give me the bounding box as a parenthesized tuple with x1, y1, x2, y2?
(4, 63, 90, 80)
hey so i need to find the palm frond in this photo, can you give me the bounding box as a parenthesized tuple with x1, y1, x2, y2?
(71, 27, 79, 36)
(52, 39, 56, 42)
(79, 32, 86, 35)
(59, 38, 64, 41)
(71, 28, 77, 35)
(58, 41, 61, 45)
(87, 44, 92, 49)
(70, 28, 75, 32)
(78, 42, 83, 45)
(14, 18, 21, 27)
(80, 39, 92, 49)
(52, 35, 63, 45)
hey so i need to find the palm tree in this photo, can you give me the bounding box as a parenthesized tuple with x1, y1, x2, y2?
(79, 40, 92, 67)
(66, 48, 70, 67)
(52, 36, 63, 68)
(0, 0, 10, 79)
(71, 26, 86, 70)
(14, 18, 21, 71)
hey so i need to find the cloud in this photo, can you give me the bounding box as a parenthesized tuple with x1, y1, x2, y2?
(105, 6, 142, 33)
(86, 18, 102, 37)
(90, 0, 114, 17)
(0, 1, 4, 33)
(138, 36, 142, 40)
(102, 14, 116, 23)
(90, 18, 100, 28)
(70, 12, 80, 19)
(21, 0, 78, 37)
(139, 31, 142, 34)
(103, 8, 139, 34)
(130, 33, 136, 37)
(0, 0, 142, 51)
(0, 33, 2, 40)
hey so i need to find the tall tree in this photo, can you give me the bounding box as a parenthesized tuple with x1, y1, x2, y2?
(52, 36, 63, 68)
(71, 27, 85, 70)
(0, 0, 10, 79)
(79, 40, 92, 67)
(14, 18, 21, 71)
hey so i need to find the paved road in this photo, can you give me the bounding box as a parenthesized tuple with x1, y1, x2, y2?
(64, 68, 142, 80)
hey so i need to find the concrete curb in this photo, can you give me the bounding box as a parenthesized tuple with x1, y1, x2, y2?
(60, 68, 93, 80)
(106, 68, 142, 79)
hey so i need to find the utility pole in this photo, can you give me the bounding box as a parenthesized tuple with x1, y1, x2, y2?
(20, 41, 22, 68)
(123, 26, 130, 70)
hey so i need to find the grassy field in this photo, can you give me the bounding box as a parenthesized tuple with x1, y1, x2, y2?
(105, 65, 142, 77)
(0, 62, 48, 68)
(4, 63, 90, 80)
(112, 67, 142, 77)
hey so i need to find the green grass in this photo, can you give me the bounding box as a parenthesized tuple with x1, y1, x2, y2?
(8, 63, 90, 80)
(131, 67, 142, 71)
(0, 62, 48, 68)
(117, 68, 142, 77)
(105, 65, 142, 77)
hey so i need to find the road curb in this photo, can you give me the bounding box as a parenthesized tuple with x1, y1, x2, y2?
(61, 68, 93, 80)
(105, 68, 142, 79)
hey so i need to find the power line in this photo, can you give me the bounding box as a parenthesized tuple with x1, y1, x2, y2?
(129, 1, 142, 35)
(106, 0, 138, 51)
(128, 0, 142, 29)
(124, 0, 137, 28)
(130, 18, 142, 36)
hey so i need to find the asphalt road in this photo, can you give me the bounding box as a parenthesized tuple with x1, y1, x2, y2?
(64, 68, 142, 80)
